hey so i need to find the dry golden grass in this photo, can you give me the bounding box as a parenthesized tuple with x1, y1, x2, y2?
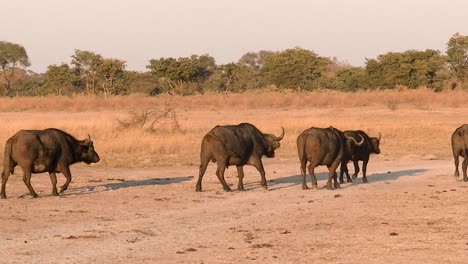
(0, 89, 466, 167)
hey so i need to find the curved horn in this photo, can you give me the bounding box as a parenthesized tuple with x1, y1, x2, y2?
(378, 132, 382, 141)
(275, 127, 285, 141)
(345, 133, 365, 146)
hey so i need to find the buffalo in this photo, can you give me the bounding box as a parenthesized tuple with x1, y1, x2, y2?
(297, 126, 363, 190)
(451, 124, 468, 181)
(1, 128, 100, 199)
(196, 123, 284, 192)
(339, 130, 381, 184)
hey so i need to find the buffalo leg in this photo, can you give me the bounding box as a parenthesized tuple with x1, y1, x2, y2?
(49, 172, 58, 196)
(1, 171, 10, 199)
(362, 157, 369, 183)
(340, 161, 352, 184)
(300, 161, 309, 190)
(59, 167, 72, 194)
(453, 151, 460, 178)
(307, 163, 318, 189)
(462, 158, 468, 182)
(237, 166, 245, 191)
(252, 158, 267, 190)
(352, 159, 360, 179)
(196, 159, 209, 192)
(215, 159, 231, 191)
(327, 160, 341, 190)
(22, 169, 38, 198)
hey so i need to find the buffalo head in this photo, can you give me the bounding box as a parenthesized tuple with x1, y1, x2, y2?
(370, 133, 381, 154)
(264, 127, 285, 158)
(80, 134, 100, 164)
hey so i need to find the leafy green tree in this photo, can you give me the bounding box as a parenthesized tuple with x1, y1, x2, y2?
(365, 49, 446, 89)
(212, 63, 259, 92)
(97, 58, 126, 96)
(260, 48, 327, 90)
(335, 67, 369, 91)
(446, 33, 468, 82)
(0, 41, 30, 96)
(123, 71, 159, 95)
(147, 54, 215, 94)
(43, 63, 80, 95)
(238, 50, 275, 69)
(71, 49, 103, 95)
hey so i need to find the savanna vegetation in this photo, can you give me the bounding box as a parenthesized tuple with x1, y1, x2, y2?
(1, 33, 467, 96)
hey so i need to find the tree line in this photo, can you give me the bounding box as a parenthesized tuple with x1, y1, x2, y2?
(0, 33, 467, 96)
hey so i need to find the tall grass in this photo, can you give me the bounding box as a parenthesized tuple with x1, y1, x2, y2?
(0, 89, 465, 167)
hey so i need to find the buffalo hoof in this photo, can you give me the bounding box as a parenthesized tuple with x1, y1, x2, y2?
(31, 194, 39, 198)
(464, 178, 468, 182)
(195, 187, 202, 192)
(224, 187, 232, 192)
(238, 187, 245, 191)
(454, 171, 459, 177)
(1, 195, 6, 199)
(352, 174, 358, 179)
(302, 185, 309, 190)
(339, 180, 344, 184)
(362, 178, 368, 183)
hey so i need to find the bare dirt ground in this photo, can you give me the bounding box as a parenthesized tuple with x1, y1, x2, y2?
(1, 156, 467, 264)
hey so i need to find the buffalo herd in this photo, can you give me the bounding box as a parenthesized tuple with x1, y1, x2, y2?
(0, 123, 466, 198)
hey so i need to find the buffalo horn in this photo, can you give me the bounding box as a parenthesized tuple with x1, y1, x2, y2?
(275, 127, 285, 141)
(346, 134, 365, 146)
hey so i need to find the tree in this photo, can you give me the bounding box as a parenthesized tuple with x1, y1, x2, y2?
(238, 50, 275, 69)
(215, 63, 259, 92)
(71, 50, 103, 95)
(147, 54, 215, 94)
(335, 67, 369, 91)
(260, 48, 328, 90)
(365, 49, 446, 89)
(43, 63, 80, 95)
(447, 33, 468, 82)
(97, 58, 126, 96)
(0, 41, 30, 96)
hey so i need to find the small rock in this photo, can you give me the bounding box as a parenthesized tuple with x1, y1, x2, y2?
(280, 230, 290, 234)
(185, 248, 197, 252)
(389, 232, 398, 236)
(176, 251, 185, 254)
(334, 194, 342, 198)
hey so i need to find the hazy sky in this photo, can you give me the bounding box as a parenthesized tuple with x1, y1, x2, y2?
(1, 0, 467, 72)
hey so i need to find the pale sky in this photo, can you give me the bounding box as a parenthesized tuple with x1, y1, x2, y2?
(1, 0, 467, 73)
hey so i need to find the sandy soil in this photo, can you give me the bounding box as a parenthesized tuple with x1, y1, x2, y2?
(1, 156, 467, 264)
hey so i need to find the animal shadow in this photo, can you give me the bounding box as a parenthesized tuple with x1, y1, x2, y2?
(267, 172, 329, 190)
(268, 169, 427, 190)
(66, 176, 192, 195)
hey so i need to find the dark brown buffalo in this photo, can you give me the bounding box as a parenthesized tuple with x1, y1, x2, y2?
(339, 130, 381, 184)
(1, 128, 100, 199)
(451, 124, 468, 181)
(297, 126, 363, 190)
(196, 123, 284, 192)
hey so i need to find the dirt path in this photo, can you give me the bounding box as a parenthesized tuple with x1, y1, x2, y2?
(1, 157, 467, 263)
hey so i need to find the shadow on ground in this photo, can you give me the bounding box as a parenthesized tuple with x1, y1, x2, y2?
(266, 169, 427, 191)
(66, 176, 193, 195)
